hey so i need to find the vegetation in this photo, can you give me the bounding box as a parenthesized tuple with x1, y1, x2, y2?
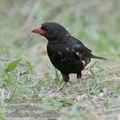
(0, 0, 120, 120)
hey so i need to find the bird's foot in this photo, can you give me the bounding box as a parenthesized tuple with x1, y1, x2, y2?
(77, 78, 84, 84)
(78, 79, 80, 83)
(56, 82, 67, 92)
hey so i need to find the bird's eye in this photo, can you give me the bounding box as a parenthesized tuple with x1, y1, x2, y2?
(41, 26, 44, 29)
(41, 26, 49, 32)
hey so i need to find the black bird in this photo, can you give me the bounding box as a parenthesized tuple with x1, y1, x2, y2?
(32, 22, 106, 91)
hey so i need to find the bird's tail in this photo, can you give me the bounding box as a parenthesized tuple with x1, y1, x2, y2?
(91, 54, 107, 60)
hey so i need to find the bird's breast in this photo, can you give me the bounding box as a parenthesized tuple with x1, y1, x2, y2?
(47, 42, 69, 63)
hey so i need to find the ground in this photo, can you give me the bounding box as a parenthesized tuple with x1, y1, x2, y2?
(0, 0, 120, 120)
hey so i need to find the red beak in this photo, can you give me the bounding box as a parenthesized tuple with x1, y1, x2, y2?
(32, 26, 45, 35)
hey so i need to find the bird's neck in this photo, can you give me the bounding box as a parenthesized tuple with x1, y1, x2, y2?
(48, 33, 70, 44)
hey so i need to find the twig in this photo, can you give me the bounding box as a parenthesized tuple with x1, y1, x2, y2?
(97, 108, 120, 115)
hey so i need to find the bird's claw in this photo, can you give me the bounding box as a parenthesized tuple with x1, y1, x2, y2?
(56, 82, 67, 92)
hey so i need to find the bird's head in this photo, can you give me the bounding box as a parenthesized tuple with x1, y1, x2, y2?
(32, 22, 69, 41)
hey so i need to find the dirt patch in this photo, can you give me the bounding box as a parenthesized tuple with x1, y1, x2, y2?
(105, 61, 120, 84)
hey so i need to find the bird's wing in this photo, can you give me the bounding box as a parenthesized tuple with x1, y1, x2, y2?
(71, 38, 92, 66)
(72, 42, 91, 58)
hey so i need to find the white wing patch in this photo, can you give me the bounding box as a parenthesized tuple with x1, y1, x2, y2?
(66, 47, 69, 51)
(61, 58, 66, 62)
(58, 51, 62, 56)
(76, 52, 79, 56)
(81, 60, 86, 66)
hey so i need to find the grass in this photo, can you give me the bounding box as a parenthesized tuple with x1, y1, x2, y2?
(0, 0, 120, 120)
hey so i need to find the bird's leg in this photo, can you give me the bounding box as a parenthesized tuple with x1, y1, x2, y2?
(77, 72, 85, 93)
(57, 73, 69, 91)
(77, 72, 82, 83)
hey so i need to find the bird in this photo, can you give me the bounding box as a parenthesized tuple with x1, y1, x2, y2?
(32, 22, 106, 91)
